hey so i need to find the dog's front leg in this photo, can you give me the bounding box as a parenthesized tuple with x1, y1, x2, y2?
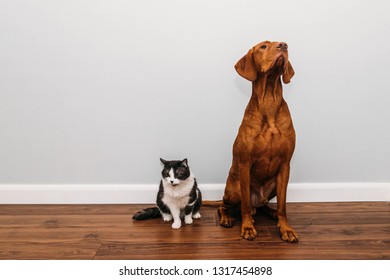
(239, 161, 257, 240)
(276, 164, 299, 242)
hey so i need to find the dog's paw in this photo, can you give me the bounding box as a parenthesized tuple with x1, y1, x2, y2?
(279, 225, 299, 242)
(220, 215, 234, 228)
(241, 226, 258, 241)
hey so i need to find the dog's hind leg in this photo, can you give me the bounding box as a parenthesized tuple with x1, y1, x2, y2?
(253, 180, 278, 220)
(258, 186, 278, 220)
(219, 175, 241, 228)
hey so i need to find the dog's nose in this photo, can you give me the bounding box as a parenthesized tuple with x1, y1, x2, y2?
(277, 42, 288, 51)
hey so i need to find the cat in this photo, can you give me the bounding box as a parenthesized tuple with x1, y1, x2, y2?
(132, 158, 202, 229)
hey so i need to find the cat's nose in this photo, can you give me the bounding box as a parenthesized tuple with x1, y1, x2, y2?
(170, 180, 174, 184)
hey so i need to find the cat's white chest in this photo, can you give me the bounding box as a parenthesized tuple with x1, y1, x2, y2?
(162, 178, 193, 210)
(163, 193, 190, 210)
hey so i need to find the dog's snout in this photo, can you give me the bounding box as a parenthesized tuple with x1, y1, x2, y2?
(277, 42, 288, 51)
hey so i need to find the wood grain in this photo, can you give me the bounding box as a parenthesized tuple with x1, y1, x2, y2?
(0, 202, 388, 259)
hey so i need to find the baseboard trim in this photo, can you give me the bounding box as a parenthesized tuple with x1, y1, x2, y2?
(0, 183, 388, 204)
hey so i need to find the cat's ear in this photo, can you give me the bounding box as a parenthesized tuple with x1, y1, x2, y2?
(160, 158, 168, 166)
(180, 158, 188, 168)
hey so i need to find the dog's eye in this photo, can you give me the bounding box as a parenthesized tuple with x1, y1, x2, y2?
(261, 45, 267, 49)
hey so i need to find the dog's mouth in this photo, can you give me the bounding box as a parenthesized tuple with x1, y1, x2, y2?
(262, 53, 288, 75)
(264, 55, 285, 74)
(271, 53, 289, 74)
(276, 55, 285, 67)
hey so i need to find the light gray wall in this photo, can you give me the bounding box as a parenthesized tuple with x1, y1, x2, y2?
(1, 0, 389, 184)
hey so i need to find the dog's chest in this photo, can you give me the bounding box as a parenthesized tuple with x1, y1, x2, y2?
(256, 129, 292, 151)
(247, 126, 294, 179)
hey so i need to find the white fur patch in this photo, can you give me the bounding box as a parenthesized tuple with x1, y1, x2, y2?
(161, 213, 173, 222)
(192, 212, 201, 219)
(185, 215, 193, 224)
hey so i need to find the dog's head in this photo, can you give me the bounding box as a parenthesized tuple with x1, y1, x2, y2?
(235, 41, 294, 83)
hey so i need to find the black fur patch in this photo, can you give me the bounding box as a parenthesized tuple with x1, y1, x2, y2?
(132, 207, 161, 220)
(156, 180, 172, 214)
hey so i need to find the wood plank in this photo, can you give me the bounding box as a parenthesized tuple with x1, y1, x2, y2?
(282, 202, 389, 213)
(0, 211, 387, 229)
(94, 240, 390, 260)
(0, 241, 100, 260)
(0, 204, 134, 215)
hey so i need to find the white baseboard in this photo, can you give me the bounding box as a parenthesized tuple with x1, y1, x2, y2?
(0, 183, 389, 204)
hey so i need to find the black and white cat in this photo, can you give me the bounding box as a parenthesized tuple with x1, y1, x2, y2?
(132, 158, 202, 229)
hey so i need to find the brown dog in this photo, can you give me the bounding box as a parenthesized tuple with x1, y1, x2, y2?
(218, 41, 298, 242)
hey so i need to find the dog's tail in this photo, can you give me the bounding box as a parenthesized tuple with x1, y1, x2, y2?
(202, 200, 222, 207)
(132, 207, 161, 220)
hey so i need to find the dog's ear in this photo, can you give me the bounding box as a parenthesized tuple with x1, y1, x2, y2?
(235, 48, 257, 82)
(282, 61, 294, 84)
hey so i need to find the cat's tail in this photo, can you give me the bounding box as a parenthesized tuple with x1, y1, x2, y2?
(132, 207, 161, 220)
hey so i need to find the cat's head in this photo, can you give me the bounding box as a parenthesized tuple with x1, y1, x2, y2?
(160, 158, 191, 186)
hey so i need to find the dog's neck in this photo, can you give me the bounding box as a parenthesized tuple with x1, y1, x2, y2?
(248, 71, 284, 127)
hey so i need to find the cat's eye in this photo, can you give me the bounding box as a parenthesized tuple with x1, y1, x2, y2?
(176, 167, 186, 175)
(261, 45, 267, 49)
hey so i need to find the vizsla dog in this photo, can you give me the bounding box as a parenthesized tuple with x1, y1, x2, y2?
(218, 41, 298, 242)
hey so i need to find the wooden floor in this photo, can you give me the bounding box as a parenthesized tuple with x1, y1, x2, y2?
(0, 202, 389, 260)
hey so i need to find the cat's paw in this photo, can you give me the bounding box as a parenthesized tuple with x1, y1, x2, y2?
(162, 213, 173, 222)
(192, 212, 201, 219)
(171, 221, 182, 229)
(185, 215, 193, 224)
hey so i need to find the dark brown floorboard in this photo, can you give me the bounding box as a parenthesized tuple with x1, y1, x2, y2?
(0, 202, 388, 259)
